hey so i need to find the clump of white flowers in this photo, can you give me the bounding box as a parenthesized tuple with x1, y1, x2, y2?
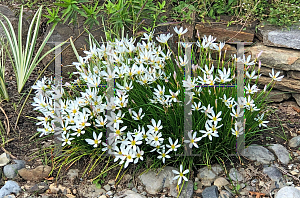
(31, 27, 282, 170)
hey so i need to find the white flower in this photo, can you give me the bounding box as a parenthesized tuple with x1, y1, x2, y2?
(254, 113, 269, 127)
(174, 27, 188, 36)
(166, 137, 181, 152)
(156, 33, 173, 44)
(132, 108, 145, 120)
(85, 131, 103, 148)
(207, 110, 222, 124)
(147, 119, 163, 133)
(172, 165, 189, 186)
(231, 122, 244, 137)
(269, 68, 284, 81)
(157, 147, 171, 164)
(60, 133, 74, 147)
(183, 130, 202, 148)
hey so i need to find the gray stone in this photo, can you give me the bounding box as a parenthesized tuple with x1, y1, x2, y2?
(106, 191, 113, 196)
(219, 190, 232, 198)
(275, 186, 300, 198)
(169, 180, 193, 198)
(266, 90, 291, 103)
(0, 153, 10, 166)
(289, 136, 300, 148)
(263, 166, 283, 181)
(257, 24, 300, 50)
(242, 145, 275, 164)
(229, 168, 244, 182)
(292, 93, 300, 107)
(245, 44, 300, 72)
(202, 185, 219, 198)
(214, 177, 229, 189)
(3, 160, 26, 179)
(0, 181, 21, 198)
(108, 179, 115, 185)
(268, 144, 290, 165)
(28, 182, 49, 194)
(67, 169, 79, 182)
(138, 166, 177, 194)
(103, 184, 111, 191)
(113, 189, 146, 198)
(3, 195, 16, 198)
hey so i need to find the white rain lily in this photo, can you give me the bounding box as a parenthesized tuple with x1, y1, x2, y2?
(207, 110, 222, 124)
(147, 119, 163, 133)
(183, 130, 202, 148)
(60, 133, 74, 146)
(157, 147, 171, 164)
(230, 106, 244, 118)
(174, 27, 188, 36)
(254, 113, 269, 127)
(131, 108, 145, 120)
(269, 68, 284, 81)
(231, 122, 244, 137)
(85, 131, 103, 148)
(166, 137, 181, 152)
(156, 33, 173, 44)
(172, 165, 189, 186)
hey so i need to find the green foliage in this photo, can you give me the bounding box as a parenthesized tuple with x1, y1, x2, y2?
(0, 5, 66, 93)
(0, 38, 9, 100)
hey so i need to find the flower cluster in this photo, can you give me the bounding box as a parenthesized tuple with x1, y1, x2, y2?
(31, 27, 283, 169)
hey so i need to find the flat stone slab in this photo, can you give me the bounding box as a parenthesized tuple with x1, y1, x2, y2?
(257, 23, 300, 50)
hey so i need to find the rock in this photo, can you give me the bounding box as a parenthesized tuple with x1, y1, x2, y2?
(48, 184, 71, 194)
(18, 165, 51, 181)
(106, 191, 113, 196)
(28, 182, 49, 194)
(202, 185, 219, 198)
(114, 189, 146, 198)
(78, 183, 106, 197)
(257, 23, 300, 50)
(219, 190, 232, 198)
(3, 160, 26, 179)
(213, 177, 229, 189)
(169, 180, 193, 198)
(289, 136, 300, 148)
(138, 166, 177, 194)
(65, 194, 76, 198)
(275, 186, 300, 198)
(266, 90, 292, 103)
(0, 153, 10, 166)
(132, 188, 138, 193)
(229, 168, 244, 182)
(0, 181, 21, 198)
(42, 15, 107, 77)
(195, 21, 254, 42)
(263, 166, 283, 181)
(103, 184, 111, 191)
(242, 145, 275, 164)
(292, 93, 300, 107)
(108, 179, 115, 185)
(67, 169, 79, 183)
(268, 144, 290, 165)
(246, 44, 300, 72)
(197, 164, 223, 185)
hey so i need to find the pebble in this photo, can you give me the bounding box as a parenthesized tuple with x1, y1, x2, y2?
(229, 168, 244, 182)
(18, 165, 51, 181)
(213, 177, 229, 189)
(276, 186, 300, 198)
(3, 160, 26, 179)
(132, 188, 138, 193)
(67, 169, 79, 182)
(268, 144, 290, 165)
(103, 184, 111, 191)
(289, 136, 300, 148)
(242, 145, 275, 164)
(0, 181, 21, 198)
(0, 153, 10, 166)
(219, 190, 232, 198)
(201, 185, 218, 198)
(263, 166, 283, 181)
(108, 179, 115, 185)
(28, 182, 49, 194)
(106, 191, 113, 196)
